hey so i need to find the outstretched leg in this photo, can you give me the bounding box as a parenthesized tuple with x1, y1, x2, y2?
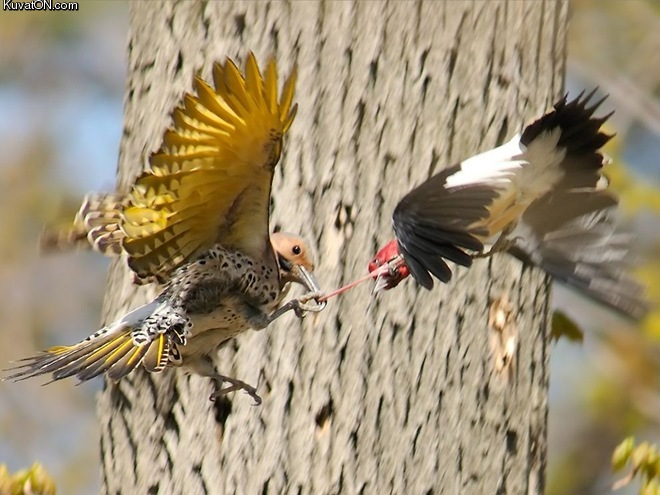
(185, 356, 262, 405)
(210, 374, 262, 405)
(473, 223, 517, 258)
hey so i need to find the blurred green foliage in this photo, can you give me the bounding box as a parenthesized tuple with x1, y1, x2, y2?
(612, 437, 660, 494)
(551, 311, 585, 343)
(0, 3, 127, 495)
(0, 463, 57, 495)
(604, 136, 660, 339)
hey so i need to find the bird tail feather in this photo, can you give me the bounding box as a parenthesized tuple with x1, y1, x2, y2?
(3, 300, 175, 384)
(521, 88, 613, 191)
(510, 190, 649, 319)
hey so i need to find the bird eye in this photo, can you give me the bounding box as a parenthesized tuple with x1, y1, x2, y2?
(292, 245, 302, 255)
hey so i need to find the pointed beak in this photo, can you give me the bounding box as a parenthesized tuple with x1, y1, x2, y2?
(373, 273, 390, 293)
(291, 265, 327, 312)
(370, 255, 405, 293)
(292, 265, 322, 293)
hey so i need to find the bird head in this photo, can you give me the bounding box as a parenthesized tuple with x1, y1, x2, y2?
(368, 239, 410, 291)
(271, 232, 320, 293)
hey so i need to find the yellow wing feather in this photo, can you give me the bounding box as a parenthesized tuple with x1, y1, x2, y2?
(279, 65, 297, 132)
(39, 53, 297, 284)
(142, 334, 170, 373)
(264, 59, 278, 115)
(119, 52, 297, 281)
(40, 193, 127, 255)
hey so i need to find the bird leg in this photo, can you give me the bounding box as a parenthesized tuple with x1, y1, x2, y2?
(241, 291, 326, 331)
(474, 223, 517, 258)
(209, 374, 262, 406)
(182, 356, 263, 405)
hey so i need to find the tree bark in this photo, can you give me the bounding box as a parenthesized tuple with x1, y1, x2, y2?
(98, 1, 567, 493)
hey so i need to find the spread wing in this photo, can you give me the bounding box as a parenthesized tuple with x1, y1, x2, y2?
(40, 54, 298, 282)
(39, 193, 127, 255)
(121, 53, 298, 281)
(392, 166, 501, 289)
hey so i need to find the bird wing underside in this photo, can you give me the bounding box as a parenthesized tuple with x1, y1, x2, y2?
(36, 54, 297, 285)
(118, 53, 297, 282)
(392, 165, 502, 289)
(510, 189, 648, 319)
(39, 193, 128, 255)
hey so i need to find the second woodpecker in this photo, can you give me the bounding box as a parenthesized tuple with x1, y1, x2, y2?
(369, 91, 647, 319)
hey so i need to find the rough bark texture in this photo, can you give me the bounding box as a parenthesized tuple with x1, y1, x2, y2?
(98, 1, 567, 494)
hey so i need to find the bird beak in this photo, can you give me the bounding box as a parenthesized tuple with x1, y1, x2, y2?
(368, 262, 392, 293)
(291, 265, 322, 294)
(370, 255, 405, 293)
(291, 265, 327, 312)
(373, 273, 390, 293)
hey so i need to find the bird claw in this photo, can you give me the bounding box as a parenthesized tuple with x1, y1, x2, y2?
(475, 225, 516, 258)
(475, 239, 515, 258)
(294, 291, 327, 316)
(269, 291, 327, 321)
(209, 375, 262, 406)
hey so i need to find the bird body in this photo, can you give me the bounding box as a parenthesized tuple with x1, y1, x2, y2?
(440, 131, 565, 245)
(370, 90, 647, 319)
(8, 233, 319, 391)
(7, 54, 326, 402)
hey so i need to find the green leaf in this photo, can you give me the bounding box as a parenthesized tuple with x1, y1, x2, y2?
(10, 462, 56, 495)
(612, 436, 636, 472)
(642, 478, 659, 495)
(551, 311, 585, 343)
(643, 446, 658, 480)
(632, 442, 652, 471)
(0, 465, 12, 494)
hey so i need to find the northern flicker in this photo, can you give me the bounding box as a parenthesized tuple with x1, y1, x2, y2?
(367, 91, 647, 319)
(7, 53, 326, 403)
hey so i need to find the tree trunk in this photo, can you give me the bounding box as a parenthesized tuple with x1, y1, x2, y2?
(98, 1, 567, 493)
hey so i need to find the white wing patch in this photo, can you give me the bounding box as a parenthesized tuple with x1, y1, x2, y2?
(447, 128, 566, 209)
(445, 136, 524, 189)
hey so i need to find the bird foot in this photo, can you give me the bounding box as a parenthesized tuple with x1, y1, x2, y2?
(209, 374, 262, 406)
(269, 291, 327, 321)
(293, 291, 327, 317)
(474, 227, 516, 258)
